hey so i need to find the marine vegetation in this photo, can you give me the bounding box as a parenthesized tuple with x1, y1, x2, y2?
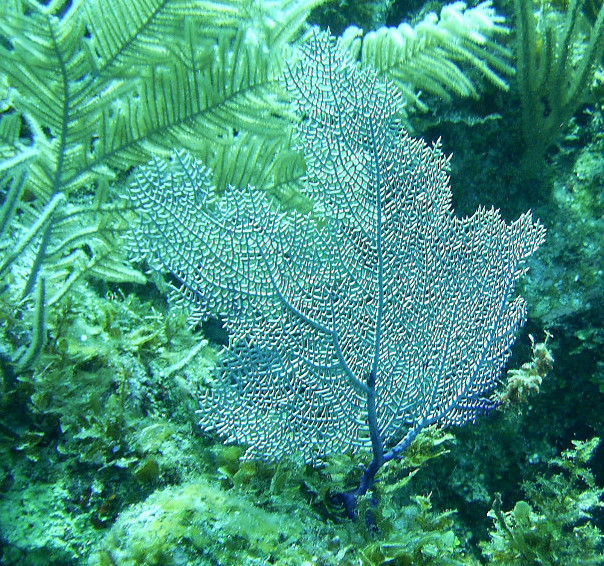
(0, 0, 602, 564)
(482, 437, 604, 565)
(514, 0, 604, 174)
(125, 31, 545, 520)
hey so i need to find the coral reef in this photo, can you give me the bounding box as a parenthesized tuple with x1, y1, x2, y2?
(1, 0, 603, 565)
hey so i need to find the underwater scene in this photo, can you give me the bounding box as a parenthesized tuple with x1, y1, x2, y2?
(0, 0, 603, 564)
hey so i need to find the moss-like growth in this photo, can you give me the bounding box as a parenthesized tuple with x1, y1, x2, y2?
(481, 437, 604, 565)
(90, 479, 337, 566)
(498, 332, 554, 406)
(357, 495, 479, 566)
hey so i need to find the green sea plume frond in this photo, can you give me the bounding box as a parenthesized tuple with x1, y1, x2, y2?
(0, 0, 317, 201)
(340, 1, 514, 113)
(0, 0, 322, 368)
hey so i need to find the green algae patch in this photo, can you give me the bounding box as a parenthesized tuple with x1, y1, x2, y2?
(91, 480, 314, 566)
(0, 480, 104, 566)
